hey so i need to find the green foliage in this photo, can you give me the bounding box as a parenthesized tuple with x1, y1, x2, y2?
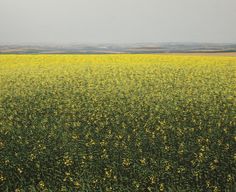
(0, 55, 235, 191)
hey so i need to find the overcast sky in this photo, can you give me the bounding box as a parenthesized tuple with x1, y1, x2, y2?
(0, 0, 236, 44)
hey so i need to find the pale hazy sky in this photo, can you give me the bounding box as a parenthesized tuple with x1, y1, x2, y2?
(0, 0, 236, 44)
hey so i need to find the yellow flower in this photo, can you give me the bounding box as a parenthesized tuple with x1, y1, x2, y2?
(149, 176, 156, 184)
(122, 158, 131, 167)
(213, 186, 220, 192)
(17, 168, 23, 174)
(224, 144, 230, 150)
(105, 168, 112, 178)
(210, 162, 217, 170)
(60, 186, 67, 192)
(206, 180, 210, 188)
(73, 181, 80, 188)
(0, 174, 6, 182)
(72, 134, 79, 140)
(133, 181, 140, 188)
(160, 183, 164, 191)
(140, 158, 146, 165)
(38, 180, 45, 189)
(227, 174, 233, 182)
(0, 141, 4, 149)
(63, 155, 73, 166)
(29, 153, 36, 161)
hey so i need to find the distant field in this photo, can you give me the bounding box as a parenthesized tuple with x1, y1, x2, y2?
(0, 55, 235, 191)
(1, 43, 236, 54)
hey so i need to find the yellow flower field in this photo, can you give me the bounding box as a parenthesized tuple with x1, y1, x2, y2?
(0, 54, 235, 191)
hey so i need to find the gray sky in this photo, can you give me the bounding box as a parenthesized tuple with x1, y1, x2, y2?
(0, 0, 236, 44)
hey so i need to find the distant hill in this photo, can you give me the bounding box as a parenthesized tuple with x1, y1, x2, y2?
(0, 43, 236, 54)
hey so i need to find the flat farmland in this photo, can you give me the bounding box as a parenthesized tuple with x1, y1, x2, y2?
(0, 54, 235, 191)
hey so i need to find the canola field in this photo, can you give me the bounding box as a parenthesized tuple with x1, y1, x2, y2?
(0, 54, 235, 192)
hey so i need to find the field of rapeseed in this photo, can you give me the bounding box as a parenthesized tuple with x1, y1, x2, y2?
(0, 54, 235, 192)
